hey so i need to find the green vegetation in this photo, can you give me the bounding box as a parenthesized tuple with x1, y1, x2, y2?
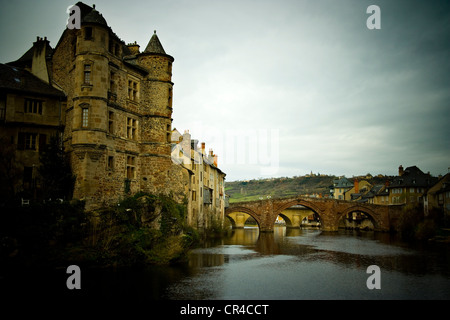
(0, 193, 199, 269)
(88, 192, 198, 266)
(225, 175, 337, 203)
(225, 174, 393, 203)
(0, 135, 198, 268)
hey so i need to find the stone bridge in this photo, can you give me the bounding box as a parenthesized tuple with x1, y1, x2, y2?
(225, 196, 404, 232)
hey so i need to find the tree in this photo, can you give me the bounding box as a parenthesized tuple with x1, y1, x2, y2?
(39, 135, 75, 201)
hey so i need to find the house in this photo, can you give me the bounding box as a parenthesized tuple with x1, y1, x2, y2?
(331, 177, 353, 200)
(344, 179, 372, 202)
(172, 129, 226, 231)
(423, 172, 450, 222)
(365, 184, 389, 205)
(0, 39, 66, 201)
(386, 165, 437, 205)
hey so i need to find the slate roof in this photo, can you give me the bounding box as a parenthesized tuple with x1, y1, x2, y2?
(144, 31, 166, 54)
(333, 177, 353, 188)
(0, 63, 65, 98)
(388, 166, 437, 189)
(81, 4, 108, 26)
(7, 40, 53, 69)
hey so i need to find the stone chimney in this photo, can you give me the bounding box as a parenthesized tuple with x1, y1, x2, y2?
(31, 36, 50, 84)
(354, 179, 359, 193)
(399, 165, 404, 176)
(180, 130, 191, 155)
(191, 139, 198, 151)
(127, 41, 140, 55)
(201, 142, 205, 155)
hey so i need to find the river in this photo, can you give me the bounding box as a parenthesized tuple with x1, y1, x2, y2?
(162, 227, 450, 300)
(3, 226, 450, 308)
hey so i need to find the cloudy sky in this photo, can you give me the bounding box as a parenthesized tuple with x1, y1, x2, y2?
(1, 0, 449, 181)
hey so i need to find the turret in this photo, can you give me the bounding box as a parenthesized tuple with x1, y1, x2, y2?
(136, 31, 175, 194)
(137, 30, 174, 144)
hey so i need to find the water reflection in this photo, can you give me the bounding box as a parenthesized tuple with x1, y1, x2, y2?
(167, 227, 450, 299)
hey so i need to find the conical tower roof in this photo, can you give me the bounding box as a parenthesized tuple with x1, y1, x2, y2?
(144, 31, 166, 54)
(82, 4, 108, 26)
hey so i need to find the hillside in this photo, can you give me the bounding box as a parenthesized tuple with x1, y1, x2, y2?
(225, 174, 391, 203)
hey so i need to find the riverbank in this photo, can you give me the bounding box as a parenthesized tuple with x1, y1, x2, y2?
(0, 193, 199, 270)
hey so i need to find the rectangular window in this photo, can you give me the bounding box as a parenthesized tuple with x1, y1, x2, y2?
(410, 187, 415, 193)
(109, 71, 116, 93)
(85, 27, 93, 40)
(166, 124, 171, 142)
(24, 99, 43, 114)
(108, 111, 114, 133)
(128, 80, 138, 101)
(107, 156, 114, 170)
(19, 133, 37, 150)
(84, 64, 91, 85)
(81, 108, 89, 128)
(126, 156, 136, 179)
(126, 117, 137, 140)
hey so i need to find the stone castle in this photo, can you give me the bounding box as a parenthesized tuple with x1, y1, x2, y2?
(0, 2, 226, 230)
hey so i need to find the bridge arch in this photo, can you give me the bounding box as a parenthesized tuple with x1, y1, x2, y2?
(273, 199, 324, 228)
(225, 206, 261, 229)
(338, 205, 381, 230)
(277, 212, 293, 227)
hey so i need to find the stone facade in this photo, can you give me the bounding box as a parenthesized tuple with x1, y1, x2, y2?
(49, 3, 188, 209)
(172, 129, 227, 231)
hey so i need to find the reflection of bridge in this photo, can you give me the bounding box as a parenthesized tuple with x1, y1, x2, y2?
(225, 196, 404, 232)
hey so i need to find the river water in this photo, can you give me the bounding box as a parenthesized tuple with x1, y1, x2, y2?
(161, 227, 450, 300)
(3, 226, 450, 306)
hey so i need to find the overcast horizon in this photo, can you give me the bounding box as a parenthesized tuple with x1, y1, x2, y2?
(1, 0, 449, 181)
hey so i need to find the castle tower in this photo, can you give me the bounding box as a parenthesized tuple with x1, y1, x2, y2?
(69, 6, 113, 204)
(137, 31, 175, 194)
